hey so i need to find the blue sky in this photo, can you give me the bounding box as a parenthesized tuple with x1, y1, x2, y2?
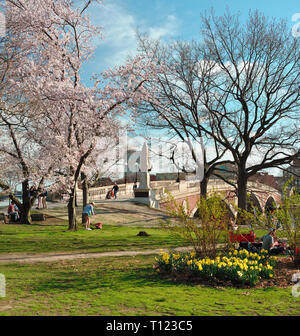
(80, 0, 300, 177)
(82, 0, 300, 83)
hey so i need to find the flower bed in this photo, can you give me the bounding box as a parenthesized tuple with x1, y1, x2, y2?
(155, 249, 277, 287)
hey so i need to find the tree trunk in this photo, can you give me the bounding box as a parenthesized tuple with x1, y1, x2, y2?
(236, 167, 248, 225)
(237, 175, 248, 211)
(200, 176, 208, 199)
(81, 172, 89, 207)
(81, 172, 89, 224)
(20, 179, 32, 224)
(68, 188, 77, 231)
(74, 183, 78, 207)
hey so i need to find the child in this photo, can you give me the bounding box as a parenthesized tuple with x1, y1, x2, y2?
(82, 202, 95, 230)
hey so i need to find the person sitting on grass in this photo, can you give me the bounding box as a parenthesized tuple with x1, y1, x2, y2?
(7, 201, 20, 222)
(259, 228, 284, 255)
(82, 202, 95, 231)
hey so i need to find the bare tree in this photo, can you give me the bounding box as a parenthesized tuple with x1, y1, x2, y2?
(134, 36, 234, 197)
(195, 9, 300, 212)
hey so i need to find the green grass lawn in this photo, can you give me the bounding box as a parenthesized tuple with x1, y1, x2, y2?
(0, 255, 299, 316)
(0, 220, 287, 255)
(0, 222, 191, 254)
(0, 202, 194, 254)
(0, 202, 289, 255)
(0, 202, 298, 317)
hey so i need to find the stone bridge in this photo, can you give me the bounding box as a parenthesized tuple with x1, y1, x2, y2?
(77, 179, 281, 217)
(156, 180, 281, 217)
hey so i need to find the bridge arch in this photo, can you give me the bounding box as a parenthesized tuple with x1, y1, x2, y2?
(247, 193, 263, 214)
(191, 199, 236, 220)
(223, 200, 236, 220)
(192, 207, 200, 218)
(265, 196, 277, 212)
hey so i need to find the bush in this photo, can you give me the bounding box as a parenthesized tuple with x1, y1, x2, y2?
(162, 193, 234, 258)
(155, 249, 276, 287)
(274, 181, 300, 265)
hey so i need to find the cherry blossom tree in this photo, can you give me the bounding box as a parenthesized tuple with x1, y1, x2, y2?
(0, 0, 102, 224)
(1, 0, 163, 229)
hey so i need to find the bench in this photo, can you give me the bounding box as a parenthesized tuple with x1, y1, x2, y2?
(30, 213, 46, 221)
(229, 231, 255, 243)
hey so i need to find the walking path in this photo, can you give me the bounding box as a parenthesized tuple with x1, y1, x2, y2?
(0, 246, 194, 264)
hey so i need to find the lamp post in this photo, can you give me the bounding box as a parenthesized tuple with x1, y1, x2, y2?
(124, 163, 127, 195)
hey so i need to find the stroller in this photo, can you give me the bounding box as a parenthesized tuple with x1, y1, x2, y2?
(229, 231, 262, 253)
(105, 189, 114, 200)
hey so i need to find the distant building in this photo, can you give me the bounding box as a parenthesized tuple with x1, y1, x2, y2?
(155, 172, 186, 181)
(211, 163, 237, 180)
(249, 172, 282, 192)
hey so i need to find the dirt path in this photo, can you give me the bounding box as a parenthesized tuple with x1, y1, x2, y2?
(0, 246, 194, 264)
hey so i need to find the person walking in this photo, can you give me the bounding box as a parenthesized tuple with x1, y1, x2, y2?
(82, 202, 95, 230)
(112, 183, 119, 200)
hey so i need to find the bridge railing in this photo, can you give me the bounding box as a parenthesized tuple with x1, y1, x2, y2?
(76, 179, 280, 202)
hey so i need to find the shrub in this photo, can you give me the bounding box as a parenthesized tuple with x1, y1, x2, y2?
(162, 192, 234, 258)
(155, 249, 276, 287)
(274, 181, 300, 265)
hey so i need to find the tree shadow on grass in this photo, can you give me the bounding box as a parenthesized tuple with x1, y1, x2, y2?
(30, 266, 180, 294)
(95, 204, 169, 221)
(31, 271, 112, 292)
(117, 268, 180, 288)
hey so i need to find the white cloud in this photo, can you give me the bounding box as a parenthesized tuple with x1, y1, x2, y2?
(148, 14, 180, 40)
(90, 2, 137, 67)
(89, 2, 180, 68)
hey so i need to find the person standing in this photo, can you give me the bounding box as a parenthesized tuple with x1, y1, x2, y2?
(82, 202, 95, 230)
(133, 182, 137, 197)
(112, 183, 119, 200)
(42, 189, 48, 209)
(29, 186, 36, 200)
(37, 192, 43, 209)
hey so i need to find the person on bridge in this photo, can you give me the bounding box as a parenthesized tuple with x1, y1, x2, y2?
(112, 183, 119, 200)
(82, 202, 95, 230)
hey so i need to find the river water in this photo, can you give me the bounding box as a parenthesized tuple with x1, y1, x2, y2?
(0, 198, 22, 209)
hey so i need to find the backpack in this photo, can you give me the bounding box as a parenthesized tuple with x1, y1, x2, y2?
(95, 223, 102, 229)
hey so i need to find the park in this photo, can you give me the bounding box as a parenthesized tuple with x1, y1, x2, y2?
(0, 0, 300, 318)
